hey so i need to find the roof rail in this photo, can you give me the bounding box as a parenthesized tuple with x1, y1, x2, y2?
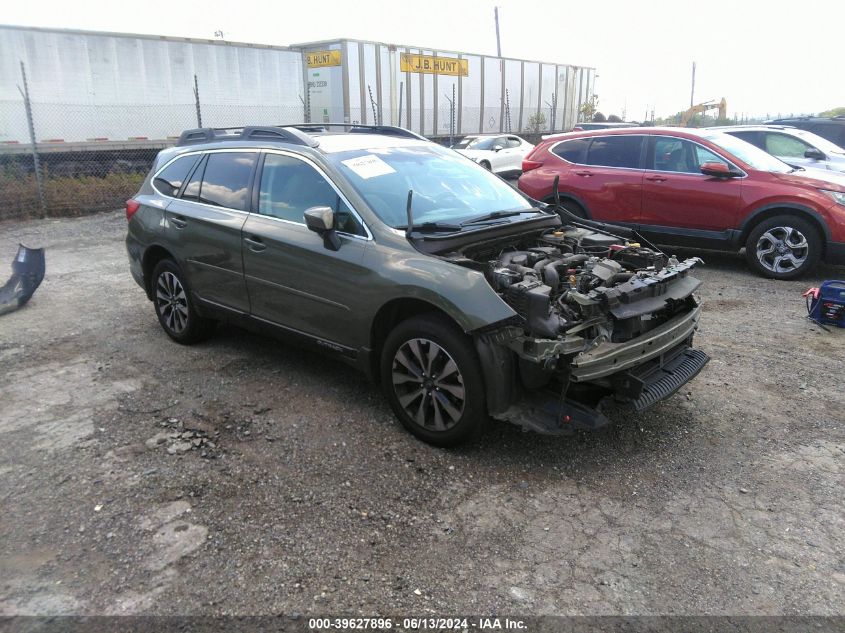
(176, 126, 319, 147)
(286, 122, 429, 141)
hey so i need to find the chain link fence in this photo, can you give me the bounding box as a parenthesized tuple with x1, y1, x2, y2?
(1, 66, 575, 222)
(1, 98, 309, 221)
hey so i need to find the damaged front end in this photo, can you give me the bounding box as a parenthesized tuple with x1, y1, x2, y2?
(444, 222, 709, 434)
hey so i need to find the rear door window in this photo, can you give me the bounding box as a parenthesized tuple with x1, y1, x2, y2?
(551, 138, 590, 164)
(584, 136, 644, 169)
(197, 152, 257, 211)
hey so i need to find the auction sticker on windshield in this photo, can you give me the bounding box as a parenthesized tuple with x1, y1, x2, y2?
(341, 154, 396, 179)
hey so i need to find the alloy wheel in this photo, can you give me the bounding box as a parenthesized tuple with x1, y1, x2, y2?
(156, 271, 189, 334)
(391, 338, 465, 431)
(755, 226, 808, 274)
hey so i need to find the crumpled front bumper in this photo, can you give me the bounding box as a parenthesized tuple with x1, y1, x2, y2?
(494, 339, 709, 435)
(570, 301, 703, 382)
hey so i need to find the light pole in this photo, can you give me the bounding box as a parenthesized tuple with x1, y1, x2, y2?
(494, 7, 502, 57)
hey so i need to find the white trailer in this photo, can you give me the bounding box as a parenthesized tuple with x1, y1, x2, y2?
(0, 25, 595, 144)
(0, 25, 304, 144)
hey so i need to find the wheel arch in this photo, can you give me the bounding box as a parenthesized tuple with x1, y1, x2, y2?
(541, 192, 592, 219)
(738, 204, 831, 253)
(368, 297, 465, 383)
(141, 244, 176, 300)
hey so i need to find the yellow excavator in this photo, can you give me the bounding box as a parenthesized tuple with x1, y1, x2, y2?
(679, 98, 727, 127)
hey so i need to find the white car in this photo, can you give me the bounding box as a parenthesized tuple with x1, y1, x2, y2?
(452, 134, 534, 175)
(715, 125, 845, 173)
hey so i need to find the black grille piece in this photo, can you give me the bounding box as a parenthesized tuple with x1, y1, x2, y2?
(630, 348, 710, 411)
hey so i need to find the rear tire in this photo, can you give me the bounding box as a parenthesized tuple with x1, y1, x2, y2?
(744, 215, 821, 279)
(151, 259, 216, 344)
(380, 314, 487, 447)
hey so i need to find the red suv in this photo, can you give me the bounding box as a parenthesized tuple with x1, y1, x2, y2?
(518, 127, 845, 279)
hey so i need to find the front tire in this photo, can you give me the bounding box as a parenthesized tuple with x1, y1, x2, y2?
(151, 259, 216, 344)
(479, 160, 492, 171)
(380, 314, 487, 447)
(744, 215, 821, 279)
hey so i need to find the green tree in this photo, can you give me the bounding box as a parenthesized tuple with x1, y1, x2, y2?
(607, 114, 622, 122)
(592, 112, 607, 122)
(526, 111, 547, 133)
(579, 94, 599, 122)
(819, 106, 845, 117)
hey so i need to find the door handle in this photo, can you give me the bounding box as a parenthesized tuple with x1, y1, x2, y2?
(244, 236, 266, 252)
(170, 216, 188, 228)
(574, 170, 593, 177)
(645, 175, 668, 182)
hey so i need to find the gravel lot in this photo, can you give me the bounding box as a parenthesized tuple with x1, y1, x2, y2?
(1, 211, 843, 618)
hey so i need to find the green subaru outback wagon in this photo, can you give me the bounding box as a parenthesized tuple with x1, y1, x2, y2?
(126, 124, 709, 446)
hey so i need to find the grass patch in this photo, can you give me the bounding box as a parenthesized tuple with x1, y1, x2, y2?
(0, 168, 146, 220)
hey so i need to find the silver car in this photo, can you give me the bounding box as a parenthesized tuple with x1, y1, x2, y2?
(715, 125, 845, 173)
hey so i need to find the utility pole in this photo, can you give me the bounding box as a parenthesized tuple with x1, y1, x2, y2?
(18, 61, 46, 216)
(494, 7, 502, 57)
(690, 61, 696, 108)
(193, 74, 202, 127)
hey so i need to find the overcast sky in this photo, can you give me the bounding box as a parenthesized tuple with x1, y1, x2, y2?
(3, 0, 843, 120)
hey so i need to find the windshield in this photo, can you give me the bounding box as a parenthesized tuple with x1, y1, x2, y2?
(452, 136, 498, 151)
(701, 132, 793, 173)
(328, 144, 535, 228)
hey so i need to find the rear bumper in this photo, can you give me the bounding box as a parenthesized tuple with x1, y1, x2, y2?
(125, 234, 146, 292)
(826, 241, 845, 265)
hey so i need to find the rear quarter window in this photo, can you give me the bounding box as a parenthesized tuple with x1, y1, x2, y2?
(153, 154, 200, 197)
(551, 138, 590, 163)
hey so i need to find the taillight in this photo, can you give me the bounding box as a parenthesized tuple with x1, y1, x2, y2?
(522, 159, 543, 172)
(125, 199, 141, 221)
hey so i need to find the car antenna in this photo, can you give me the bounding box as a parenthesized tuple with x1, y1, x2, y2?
(405, 189, 414, 238)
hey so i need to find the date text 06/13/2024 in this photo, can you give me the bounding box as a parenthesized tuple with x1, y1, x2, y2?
(307, 617, 527, 630)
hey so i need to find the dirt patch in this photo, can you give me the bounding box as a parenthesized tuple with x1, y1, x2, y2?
(0, 213, 843, 616)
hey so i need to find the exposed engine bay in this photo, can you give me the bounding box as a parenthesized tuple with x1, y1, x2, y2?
(446, 223, 702, 344)
(434, 218, 709, 433)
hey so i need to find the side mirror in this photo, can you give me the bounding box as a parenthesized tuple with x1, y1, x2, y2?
(804, 147, 826, 161)
(304, 206, 341, 251)
(700, 161, 739, 178)
(493, 146, 503, 152)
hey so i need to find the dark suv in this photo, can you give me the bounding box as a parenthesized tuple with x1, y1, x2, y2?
(126, 124, 709, 446)
(767, 116, 845, 148)
(518, 127, 845, 279)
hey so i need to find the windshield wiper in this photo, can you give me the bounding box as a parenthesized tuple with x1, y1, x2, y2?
(460, 210, 540, 226)
(397, 221, 462, 233)
(402, 189, 463, 235)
